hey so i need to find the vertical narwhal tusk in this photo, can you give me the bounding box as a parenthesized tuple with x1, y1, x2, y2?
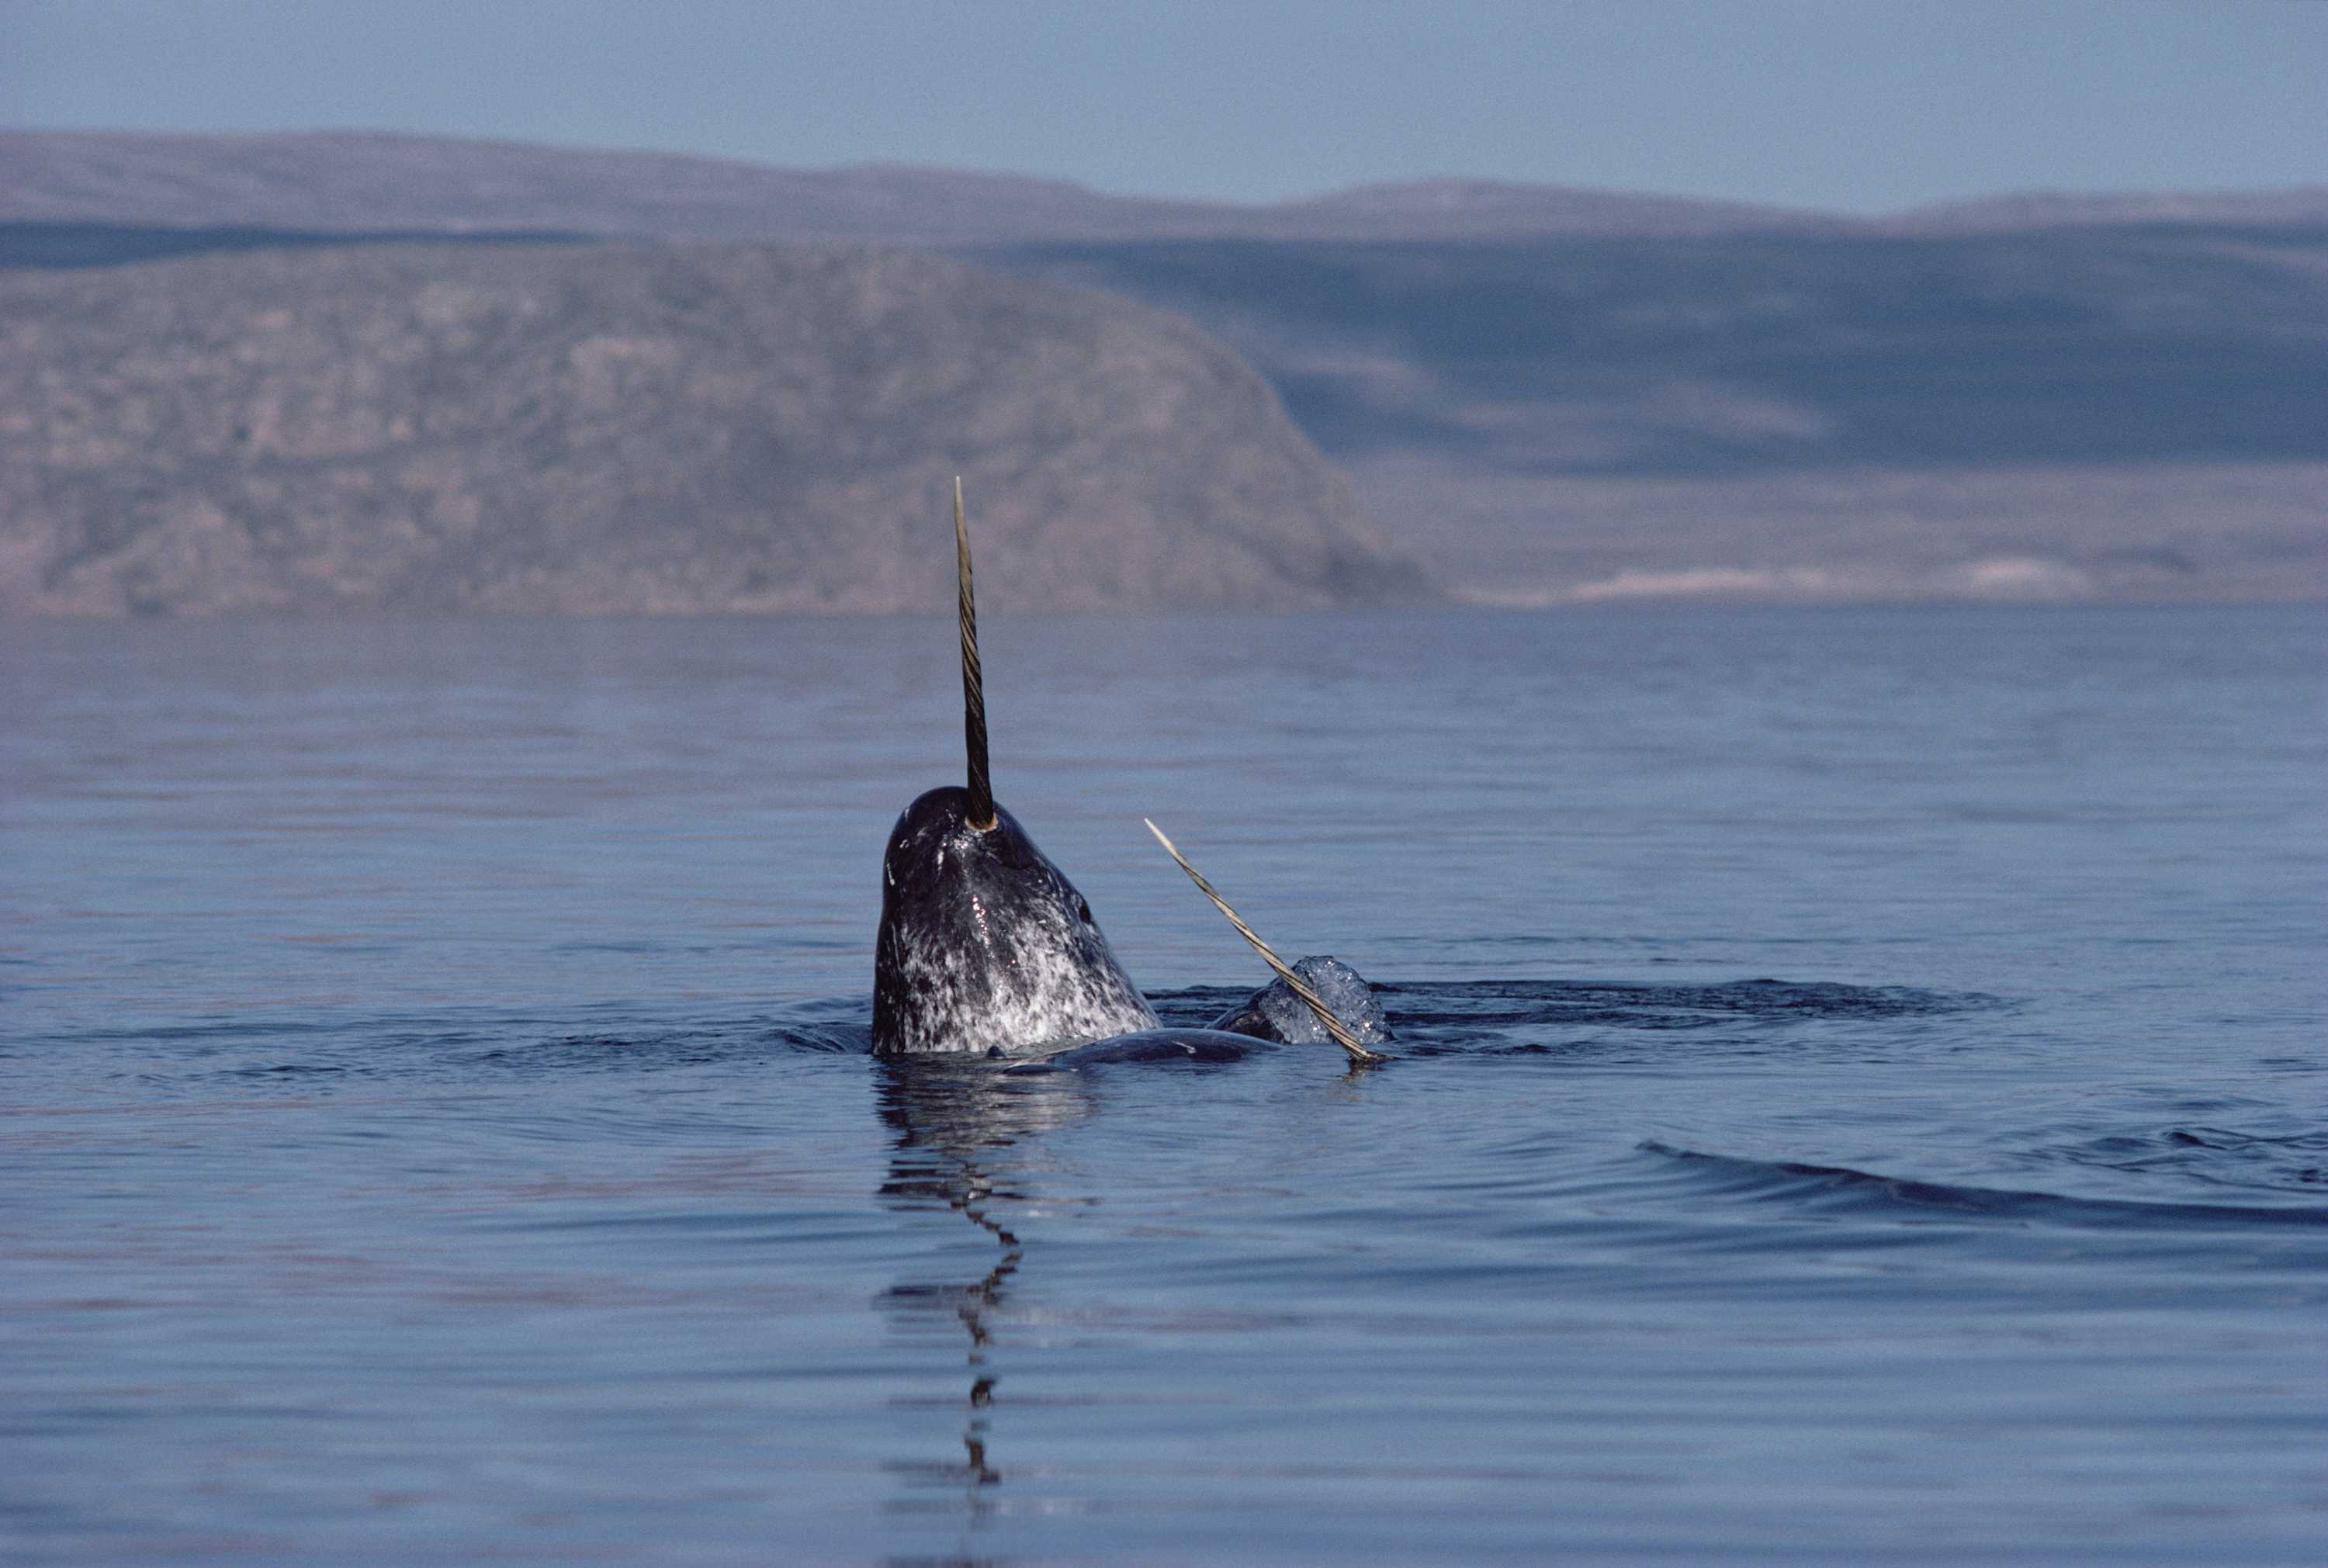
(1143, 819, 1387, 1067)
(956, 478, 996, 831)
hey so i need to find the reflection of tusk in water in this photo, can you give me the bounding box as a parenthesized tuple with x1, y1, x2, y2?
(1144, 819, 1388, 1067)
(874, 1061, 1093, 1507)
(951, 1186, 1015, 1491)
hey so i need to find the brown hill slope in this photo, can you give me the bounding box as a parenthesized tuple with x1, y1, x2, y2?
(0, 242, 1432, 616)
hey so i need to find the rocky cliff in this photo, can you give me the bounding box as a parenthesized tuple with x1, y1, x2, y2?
(0, 242, 1433, 616)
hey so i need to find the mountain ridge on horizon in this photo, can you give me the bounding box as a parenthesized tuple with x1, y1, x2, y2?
(6, 128, 2322, 244)
(5, 128, 2319, 611)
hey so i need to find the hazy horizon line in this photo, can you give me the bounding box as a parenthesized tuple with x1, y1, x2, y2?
(10, 123, 2323, 224)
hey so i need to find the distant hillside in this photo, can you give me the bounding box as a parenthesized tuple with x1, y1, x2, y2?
(0, 220, 590, 270)
(964, 229, 2328, 603)
(0, 242, 1432, 617)
(0, 130, 1845, 243)
(9, 131, 2320, 246)
(968, 226, 2328, 475)
(1888, 189, 2328, 234)
(7, 130, 2319, 606)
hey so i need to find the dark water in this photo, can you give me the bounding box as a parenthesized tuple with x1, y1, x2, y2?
(4, 604, 2323, 1566)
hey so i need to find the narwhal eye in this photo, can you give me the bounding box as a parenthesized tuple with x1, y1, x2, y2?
(1076, 898, 1093, 924)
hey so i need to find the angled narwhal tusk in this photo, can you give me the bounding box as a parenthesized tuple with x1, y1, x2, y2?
(955, 477, 996, 831)
(1143, 819, 1388, 1067)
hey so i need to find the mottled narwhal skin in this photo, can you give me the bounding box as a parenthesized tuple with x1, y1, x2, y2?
(873, 785, 1160, 1055)
(872, 483, 1380, 1062)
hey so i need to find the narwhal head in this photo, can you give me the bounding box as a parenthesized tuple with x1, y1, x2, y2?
(873, 787, 1157, 1054)
(869, 483, 1159, 1056)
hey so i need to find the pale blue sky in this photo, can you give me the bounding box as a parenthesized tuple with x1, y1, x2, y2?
(2, 0, 2321, 214)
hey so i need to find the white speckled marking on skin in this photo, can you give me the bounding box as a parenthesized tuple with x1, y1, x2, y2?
(882, 884, 1156, 1054)
(873, 791, 1159, 1055)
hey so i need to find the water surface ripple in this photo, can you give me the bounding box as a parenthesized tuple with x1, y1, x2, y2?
(3, 605, 2322, 1565)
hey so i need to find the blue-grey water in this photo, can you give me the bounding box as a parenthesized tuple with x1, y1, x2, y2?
(4, 604, 2323, 1566)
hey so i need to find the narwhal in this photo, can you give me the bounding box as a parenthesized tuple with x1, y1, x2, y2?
(871, 483, 1391, 1068)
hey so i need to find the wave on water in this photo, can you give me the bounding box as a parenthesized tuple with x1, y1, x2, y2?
(61, 999, 874, 1092)
(1637, 1140, 2328, 1231)
(2040, 1124, 2328, 1196)
(1152, 975, 2001, 1054)
(458, 995, 875, 1072)
(45, 975, 2321, 1246)
(505, 977, 1986, 1071)
(86, 978, 1993, 1088)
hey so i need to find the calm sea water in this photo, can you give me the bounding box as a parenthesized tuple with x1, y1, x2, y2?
(4, 604, 2323, 1566)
